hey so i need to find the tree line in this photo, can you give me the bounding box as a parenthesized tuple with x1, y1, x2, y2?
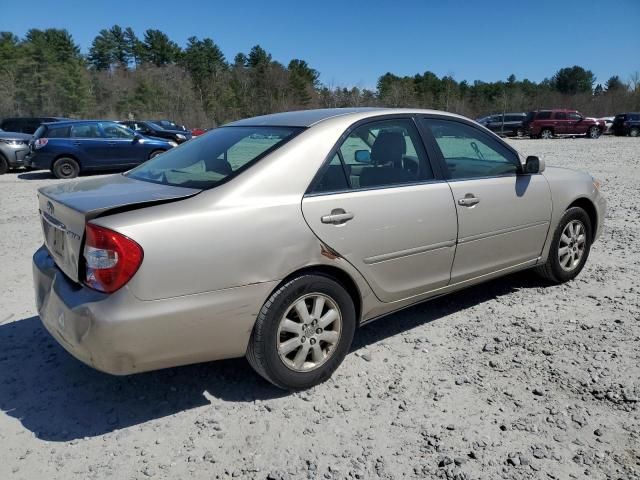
(1, 27, 639, 128)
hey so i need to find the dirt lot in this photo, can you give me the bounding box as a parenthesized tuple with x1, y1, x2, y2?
(0, 136, 638, 480)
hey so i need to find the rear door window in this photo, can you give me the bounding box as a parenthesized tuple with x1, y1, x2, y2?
(47, 126, 71, 138)
(554, 112, 567, 120)
(70, 123, 102, 138)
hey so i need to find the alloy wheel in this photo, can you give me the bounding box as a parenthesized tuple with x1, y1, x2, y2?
(541, 129, 552, 139)
(276, 293, 342, 372)
(558, 220, 587, 272)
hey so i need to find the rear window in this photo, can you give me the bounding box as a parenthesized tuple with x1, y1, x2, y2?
(33, 125, 46, 139)
(127, 126, 303, 189)
(536, 111, 552, 120)
(630, 114, 640, 121)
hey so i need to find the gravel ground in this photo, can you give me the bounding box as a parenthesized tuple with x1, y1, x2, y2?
(0, 136, 638, 480)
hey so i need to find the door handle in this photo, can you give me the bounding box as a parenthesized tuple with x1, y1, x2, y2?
(458, 194, 480, 207)
(321, 208, 354, 225)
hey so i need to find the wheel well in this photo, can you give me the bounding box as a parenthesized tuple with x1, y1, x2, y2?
(276, 265, 362, 324)
(568, 198, 597, 241)
(149, 149, 166, 159)
(51, 154, 80, 170)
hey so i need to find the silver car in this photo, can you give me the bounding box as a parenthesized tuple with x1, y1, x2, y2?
(32, 108, 606, 390)
(0, 131, 32, 174)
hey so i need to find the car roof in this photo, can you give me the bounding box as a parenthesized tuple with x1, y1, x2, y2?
(41, 119, 117, 127)
(225, 107, 471, 128)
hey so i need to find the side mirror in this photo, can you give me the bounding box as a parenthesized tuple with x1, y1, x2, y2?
(133, 133, 142, 143)
(354, 150, 371, 164)
(524, 155, 545, 174)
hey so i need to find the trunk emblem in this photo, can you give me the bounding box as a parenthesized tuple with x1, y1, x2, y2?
(46, 201, 54, 215)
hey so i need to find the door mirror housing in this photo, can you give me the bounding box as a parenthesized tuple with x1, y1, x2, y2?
(524, 155, 545, 174)
(132, 133, 142, 143)
(354, 149, 371, 163)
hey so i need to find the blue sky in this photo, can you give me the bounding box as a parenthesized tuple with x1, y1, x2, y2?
(2, 0, 638, 89)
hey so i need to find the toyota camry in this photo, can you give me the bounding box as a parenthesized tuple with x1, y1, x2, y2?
(32, 108, 606, 390)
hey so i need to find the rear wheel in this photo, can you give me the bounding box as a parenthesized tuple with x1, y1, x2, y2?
(630, 127, 639, 137)
(149, 149, 165, 159)
(0, 155, 8, 175)
(540, 128, 553, 139)
(587, 126, 601, 139)
(52, 157, 80, 179)
(535, 207, 592, 284)
(246, 274, 356, 390)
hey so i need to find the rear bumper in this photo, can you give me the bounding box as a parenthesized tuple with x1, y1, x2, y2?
(24, 152, 51, 169)
(33, 245, 276, 375)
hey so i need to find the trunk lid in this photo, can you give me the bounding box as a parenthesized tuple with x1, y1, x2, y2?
(37, 174, 199, 283)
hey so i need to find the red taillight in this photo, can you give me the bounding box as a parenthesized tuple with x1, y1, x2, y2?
(83, 223, 143, 293)
(34, 138, 49, 149)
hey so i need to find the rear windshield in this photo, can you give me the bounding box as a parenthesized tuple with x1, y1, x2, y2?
(127, 126, 303, 189)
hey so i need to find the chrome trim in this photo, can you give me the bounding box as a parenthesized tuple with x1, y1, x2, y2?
(363, 240, 456, 265)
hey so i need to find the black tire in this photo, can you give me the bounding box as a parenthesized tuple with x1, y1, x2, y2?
(0, 155, 8, 175)
(535, 207, 592, 284)
(630, 127, 639, 138)
(246, 274, 356, 390)
(587, 126, 601, 139)
(52, 157, 80, 179)
(540, 128, 553, 139)
(516, 127, 525, 137)
(149, 149, 165, 159)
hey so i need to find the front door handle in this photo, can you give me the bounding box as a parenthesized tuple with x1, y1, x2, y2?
(458, 194, 480, 207)
(321, 208, 354, 225)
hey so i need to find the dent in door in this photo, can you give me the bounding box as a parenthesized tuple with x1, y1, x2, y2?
(301, 183, 458, 303)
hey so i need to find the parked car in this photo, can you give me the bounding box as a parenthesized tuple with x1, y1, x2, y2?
(151, 119, 188, 131)
(32, 108, 606, 390)
(191, 127, 209, 137)
(119, 120, 192, 144)
(0, 131, 32, 174)
(25, 120, 176, 179)
(0, 117, 67, 134)
(612, 112, 640, 137)
(476, 113, 527, 137)
(597, 117, 614, 135)
(524, 110, 603, 139)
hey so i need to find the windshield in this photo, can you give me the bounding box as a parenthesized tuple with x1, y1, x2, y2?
(127, 126, 303, 189)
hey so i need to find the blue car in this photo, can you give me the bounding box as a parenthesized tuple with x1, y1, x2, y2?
(26, 120, 176, 179)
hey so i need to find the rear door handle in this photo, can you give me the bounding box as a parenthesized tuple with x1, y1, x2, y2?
(321, 208, 354, 225)
(458, 194, 480, 207)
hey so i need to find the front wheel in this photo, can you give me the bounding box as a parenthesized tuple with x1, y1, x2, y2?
(516, 127, 525, 137)
(587, 126, 601, 139)
(149, 149, 165, 159)
(535, 207, 592, 284)
(52, 157, 80, 179)
(246, 274, 356, 390)
(629, 127, 639, 137)
(0, 156, 8, 175)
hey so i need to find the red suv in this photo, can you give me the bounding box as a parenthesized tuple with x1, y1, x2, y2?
(524, 109, 603, 139)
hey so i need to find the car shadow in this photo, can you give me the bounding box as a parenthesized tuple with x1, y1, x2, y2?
(17, 171, 55, 180)
(0, 270, 546, 442)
